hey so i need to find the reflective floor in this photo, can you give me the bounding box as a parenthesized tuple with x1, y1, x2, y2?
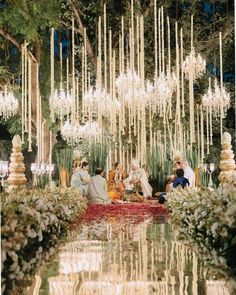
(28, 205, 230, 295)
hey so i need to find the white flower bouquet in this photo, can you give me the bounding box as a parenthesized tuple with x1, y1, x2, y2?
(1, 187, 87, 294)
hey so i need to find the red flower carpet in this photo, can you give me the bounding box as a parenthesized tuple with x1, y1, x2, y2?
(73, 202, 169, 225)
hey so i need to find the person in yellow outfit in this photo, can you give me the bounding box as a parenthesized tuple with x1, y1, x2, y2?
(107, 162, 127, 200)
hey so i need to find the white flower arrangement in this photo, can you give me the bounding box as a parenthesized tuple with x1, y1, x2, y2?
(167, 181, 236, 291)
(1, 187, 87, 294)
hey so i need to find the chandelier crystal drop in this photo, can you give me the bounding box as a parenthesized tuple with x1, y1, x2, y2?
(53, 89, 74, 117)
(183, 48, 206, 80)
(61, 121, 102, 145)
(0, 90, 18, 119)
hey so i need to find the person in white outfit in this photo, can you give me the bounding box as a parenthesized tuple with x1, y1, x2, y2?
(125, 159, 153, 199)
(180, 160, 195, 187)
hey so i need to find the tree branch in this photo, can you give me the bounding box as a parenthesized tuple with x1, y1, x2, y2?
(0, 28, 21, 49)
(143, 0, 154, 18)
(68, 0, 96, 68)
(0, 28, 37, 62)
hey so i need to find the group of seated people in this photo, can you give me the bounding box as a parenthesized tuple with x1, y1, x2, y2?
(71, 160, 110, 204)
(70, 158, 195, 205)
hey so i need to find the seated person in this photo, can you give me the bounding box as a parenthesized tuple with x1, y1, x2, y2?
(158, 169, 189, 205)
(88, 168, 111, 204)
(125, 159, 153, 200)
(173, 168, 190, 188)
(107, 162, 127, 200)
(71, 160, 90, 197)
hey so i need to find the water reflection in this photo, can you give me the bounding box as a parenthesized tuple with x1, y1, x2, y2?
(34, 217, 229, 295)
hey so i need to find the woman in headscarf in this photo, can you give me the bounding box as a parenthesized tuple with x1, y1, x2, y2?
(124, 159, 153, 199)
(71, 159, 90, 197)
(107, 162, 127, 200)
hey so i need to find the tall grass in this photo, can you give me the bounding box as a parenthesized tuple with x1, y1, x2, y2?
(146, 146, 173, 192)
(55, 148, 73, 182)
(87, 142, 108, 175)
(186, 147, 199, 169)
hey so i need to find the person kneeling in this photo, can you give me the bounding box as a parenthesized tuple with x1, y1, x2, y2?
(88, 168, 111, 204)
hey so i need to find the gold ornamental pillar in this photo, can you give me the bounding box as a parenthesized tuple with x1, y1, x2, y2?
(218, 132, 236, 184)
(7, 135, 27, 190)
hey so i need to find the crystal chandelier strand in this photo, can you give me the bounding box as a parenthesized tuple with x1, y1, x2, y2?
(219, 32, 224, 141)
(161, 6, 165, 74)
(50, 27, 55, 122)
(21, 44, 25, 141)
(154, 1, 158, 80)
(206, 106, 210, 154)
(71, 18, 76, 123)
(158, 8, 161, 76)
(28, 57, 32, 152)
(180, 28, 185, 118)
(104, 4, 107, 94)
(24, 44, 28, 132)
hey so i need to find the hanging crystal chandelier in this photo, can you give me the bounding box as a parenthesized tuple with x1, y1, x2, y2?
(144, 80, 155, 103)
(116, 70, 141, 93)
(0, 90, 18, 119)
(202, 79, 230, 115)
(52, 89, 74, 117)
(183, 48, 206, 80)
(115, 70, 144, 103)
(153, 72, 177, 110)
(61, 121, 102, 145)
(83, 87, 120, 116)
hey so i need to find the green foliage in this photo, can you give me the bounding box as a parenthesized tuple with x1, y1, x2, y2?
(146, 146, 173, 191)
(0, 0, 62, 41)
(0, 140, 12, 160)
(186, 147, 198, 169)
(55, 148, 73, 179)
(86, 142, 108, 175)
